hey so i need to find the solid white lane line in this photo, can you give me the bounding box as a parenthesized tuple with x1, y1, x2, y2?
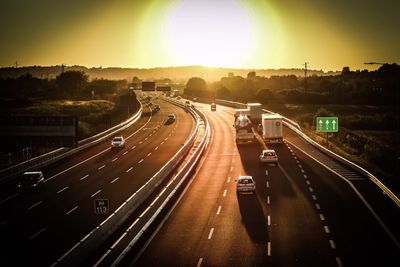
(139, 206, 151, 218)
(138, 159, 144, 164)
(28, 201, 43, 210)
(0, 193, 19, 204)
(123, 151, 128, 155)
(111, 177, 119, 183)
(65, 206, 78, 215)
(28, 227, 47, 241)
(267, 242, 271, 256)
(91, 190, 101, 198)
(324, 226, 331, 234)
(320, 214, 325, 221)
(336, 257, 344, 267)
(267, 196, 270, 204)
(127, 218, 140, 231)
(315, 203, 321, 210)
(312, 195, 317, 200)
(309, 187, 314, 192)
(80, 174, 89, 181)
(265, 170, 268, 176)
(111, 233, 127, 250)
(329, 240, 336, 249)
(223, 189, 227, 197)
(196, 258, 203, 267)
(208, 228, 214, 239)
(217, 206, 221, 215)
(227, 177, 231, 183)
(98, 165, 106, 170)
(112, 157, 118, 162)
(268, 215, 271, 226)
(126, 167, 133, 173)
(147, 152, 152, 157)
(57, 186, 69, 194)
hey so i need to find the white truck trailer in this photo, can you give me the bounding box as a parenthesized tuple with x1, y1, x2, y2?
(247, 103, 262, 124)
(262, 113, 283, 143)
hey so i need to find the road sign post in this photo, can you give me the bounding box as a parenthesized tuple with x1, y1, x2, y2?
(94, 199, 109, 214)
(316, 117, 339, 146)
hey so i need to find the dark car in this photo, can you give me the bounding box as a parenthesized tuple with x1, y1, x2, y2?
(18, 171, 45, 190)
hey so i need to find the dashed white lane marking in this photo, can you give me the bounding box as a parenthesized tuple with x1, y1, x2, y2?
(227, 177, 231, 183)
(28, 201, 43, 210)
(57, 186, 69, 194)
(80, 174, 89, 181)
(320, 214, 325, 221)
(28, 227, 47, 241)
(144, 137, 148, 141)
(147, 152, 152, 157)
(139, 141, 143, 144)
(315, 203, 321, 210)
(131, 145, 136, 150)
(265, 170, 268, 176)
(230, 166, 233, 172)
(0, 193, 18, 205)
(300, 169, 305, 173)
(306, 180, 311, 185)
(112, 157, 118, 162)
(267, 242, 271, 256)
(329, 240, 336, 249)
(267, 196, 270, 204)
(298, 164, 303, 168)
(123, 151, 128, 155)
(336, 257, 344, 267)
(294, 156, 297, 160)
(309, 187, 314, 192)
(232, 158, 235, 163)
(324, 226, 331, 234)
(223, 189, 227, 197)
(208, 228, 214, 239)
(138, 159, 144, 164)
(217, 206, 221, 215)
(312, 195, 317, 200)
(267, 215, 271, 226)
(126, 167, 133, 173)
(266, 181, 270, 188)
(98, 165, 106, 170)
(303, 174, 308, 179)
(164, 138, 168, 141)
(160, 141, 164, 145)
(155, 146, 159, 151)
(111, 177, 119, 183)
(296, 160, 300, 164)
(196, 258, 203, 267)
(65, 206, 78, 216)
(91, 190, 101, 198)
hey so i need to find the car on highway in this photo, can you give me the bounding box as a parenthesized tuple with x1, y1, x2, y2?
(236, 175, 256, 193)
(17, 171, 45, 190)
(185, 100, 191, 107)
(259, 149, 278, 165)
(167, 113, 176, 122)
(211, 103, 216, 111)
(111, 136, 125, 148)
(153, 104, 160, 111)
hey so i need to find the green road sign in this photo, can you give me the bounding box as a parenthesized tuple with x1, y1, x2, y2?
(316, 117, 338, 132)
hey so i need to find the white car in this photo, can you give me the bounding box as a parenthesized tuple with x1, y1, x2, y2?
(111, 136, 125, 148)
(259, 149, 278, 165)
(236, 176, 256, 193)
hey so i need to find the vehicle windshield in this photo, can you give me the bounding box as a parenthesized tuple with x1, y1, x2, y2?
(263, 152, 275, 157)
(238, 178, 253, 184)
(113, 137, 122, 142)
(21, 174, 39, 184)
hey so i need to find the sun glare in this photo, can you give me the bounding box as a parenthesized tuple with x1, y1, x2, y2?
(165, 0, 255, 68)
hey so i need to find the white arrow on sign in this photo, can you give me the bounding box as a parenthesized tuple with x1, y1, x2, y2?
(325, 120, 330, 130)
(332, 120, 336, 130)
(319, 119, 323, 129)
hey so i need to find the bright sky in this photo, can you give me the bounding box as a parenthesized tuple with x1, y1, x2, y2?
(0, 0, 399, 71)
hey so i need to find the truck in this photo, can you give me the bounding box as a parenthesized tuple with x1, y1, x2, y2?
(247, 103, 262, 125)
(234, 114, 255, 144)
(261, 113, 283, 143)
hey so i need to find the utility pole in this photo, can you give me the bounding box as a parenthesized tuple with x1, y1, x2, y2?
(303, 62, 309, 92)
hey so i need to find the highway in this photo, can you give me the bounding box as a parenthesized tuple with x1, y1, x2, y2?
(0, 98, 195, 266)
(134, 102, 400, 267)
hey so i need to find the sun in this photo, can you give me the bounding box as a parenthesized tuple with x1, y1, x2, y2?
(165, 0, 255, 68)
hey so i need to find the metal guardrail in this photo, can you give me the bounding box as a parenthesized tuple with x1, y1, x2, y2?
(53, 97, 203, 267)
(214, 98, 400, 207)
(0, 102, 143, 183)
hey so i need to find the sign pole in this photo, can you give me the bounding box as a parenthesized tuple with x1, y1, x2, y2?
(326, 132, 329, 147)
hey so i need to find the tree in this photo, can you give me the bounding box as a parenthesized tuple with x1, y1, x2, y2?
(185, 77, 208, 96)
(56, 71, 88, 97)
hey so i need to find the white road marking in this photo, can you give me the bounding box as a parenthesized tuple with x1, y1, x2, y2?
(217, 206, 221, 215)
(320, 214, 325, 221)
(266, 181, 270, 188)
(28, 201, 43, 210)
(28, 227, 47, 241)
(154, 146, 159, 150)
(123, 151, 128, 155)
(265, 170, 268, 176)
(196, 258, 203, 267)
(306, 180, 311, 185)
(267, 215, 271, 226)
(309, 187, 314, 192)
(223, 189, 227, 197)
(227, 177, 231, 183)
(147, 152, 152, 157)
(80, 174, 89, 181)
(0, 193, 19, 204)
(208, 228, 214, 239)
(111, 177, 119, 183)
(160, 141, 164, 145)
(267, 242, 271, 256)
(324, 226, 331, 234)
(296, 160, 300, 164)
(65, 206, 78, 215)
(312, 195, 317, 200)
(336, 257, 344, 267)
(315, 203, 321, 210)
(131, 145, 136, 150)
(139, 141, 143, 144)
(230, 166, 233, 172)
(126, 167, 133, 173)
(298, 164, 302, 168)
(303, 174, 308, 179)
(329, 240, 336, 249)
(98, 165, 106, 170)
(301, 169, 305, 173)
(138, 159, 144, 164)
(144, 137, 148, 141)
(57, 186, 69, 194)
(112, 157, 118, 162)
(232, 158, 235, 163)
(267, 195, 270, 204)
(91, 190, 101, 198)
(294, 156, 297, 160)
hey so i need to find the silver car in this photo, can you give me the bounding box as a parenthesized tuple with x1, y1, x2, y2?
(236, 176, 256, 193)
(259, 149, 278, 165)
(111, 136, 125, 148)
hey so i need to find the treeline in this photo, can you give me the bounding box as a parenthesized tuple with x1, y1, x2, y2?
(184, 64, 400, 106)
